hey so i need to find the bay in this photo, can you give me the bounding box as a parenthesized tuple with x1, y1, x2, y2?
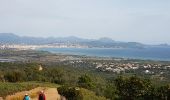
(38, 47, 170, 61)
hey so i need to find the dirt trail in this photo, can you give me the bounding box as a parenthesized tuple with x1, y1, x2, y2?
(32, 88, 61, 100)
(4, 87, 61, 100)
(5, 87, 44, 100)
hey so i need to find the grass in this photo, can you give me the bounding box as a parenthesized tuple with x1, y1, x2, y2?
(5, 87, 43, 100)
(80, 88, 107, 100)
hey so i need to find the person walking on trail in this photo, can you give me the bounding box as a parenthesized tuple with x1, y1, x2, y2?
(23, 93, 30, 100)
(38, 91, 46, 100)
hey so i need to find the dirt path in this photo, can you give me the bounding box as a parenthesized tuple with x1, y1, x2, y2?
(4, 87, 61, 100)
(5, 87, 44, 100)
(32, 88, 61, 100)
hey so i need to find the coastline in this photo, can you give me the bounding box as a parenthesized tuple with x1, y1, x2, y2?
(37, 47, 170, 61)
(1, 44, 170, 61)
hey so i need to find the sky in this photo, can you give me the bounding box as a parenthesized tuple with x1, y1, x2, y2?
(0, 0, 170, 44)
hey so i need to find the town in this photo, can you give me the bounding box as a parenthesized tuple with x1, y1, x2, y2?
(62, 58, 170, 80)
(0, 43, 88, 50)
(0, 49, 170, 80)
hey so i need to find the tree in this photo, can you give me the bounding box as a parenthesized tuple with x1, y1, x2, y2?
(58, 86, 83, 100)
(156, 85, 170, 100)
(4, 70, 26, 82)
(114, 76, 152, 100)
(78, 74, 95, 89)
(47, 68, 64, 83)
(0, 71, 5, 82)
(104, 83, 118, 100)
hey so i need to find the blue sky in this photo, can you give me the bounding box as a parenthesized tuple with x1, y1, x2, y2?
(0, 0, 170, 44)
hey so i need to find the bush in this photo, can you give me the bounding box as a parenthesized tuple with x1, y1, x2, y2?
(58, 86, 107, 100)
(58, 86, 83, 100)
(4, 70, 26, 82)
(114, 76, 152, 100)
(78, 74, 95, 89)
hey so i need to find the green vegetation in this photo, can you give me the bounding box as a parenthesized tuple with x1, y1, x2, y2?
(0, 62, 170, 100)
(58, 86, 107, 100)
(0, 50, 170, 100)
(114, 76, 151, 99)
(78, 74, 95, 89)
(0, 82, 59, 97)
(0, 82, 38, 97)
(80, 88, 107, 100)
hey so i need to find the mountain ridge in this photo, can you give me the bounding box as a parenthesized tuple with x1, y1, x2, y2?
(0, 33, 168, 48)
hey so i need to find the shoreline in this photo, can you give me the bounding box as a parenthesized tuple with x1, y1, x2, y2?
(36, 49, 170, 62)
(0, 45, 170, 62)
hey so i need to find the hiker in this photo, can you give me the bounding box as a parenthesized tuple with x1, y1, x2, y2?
(38, 91, 46, 100)
(23, 93, 30, 100)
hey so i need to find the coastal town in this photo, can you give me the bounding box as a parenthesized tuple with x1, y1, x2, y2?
(0, 44, 88, 50)
(65, 59, 170, 78)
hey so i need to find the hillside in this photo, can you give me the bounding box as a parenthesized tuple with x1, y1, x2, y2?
(0, 82, 107, 100)
(0, 50, 169, 100)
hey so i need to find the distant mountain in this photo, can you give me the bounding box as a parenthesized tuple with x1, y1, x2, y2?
(0, 33, 83, 44)
(0, 33, 20, 43)
(98, 37, 115, 43)
(0, 33, 147, 48)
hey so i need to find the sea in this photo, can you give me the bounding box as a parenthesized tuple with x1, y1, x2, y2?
(38, 46, 170, 61)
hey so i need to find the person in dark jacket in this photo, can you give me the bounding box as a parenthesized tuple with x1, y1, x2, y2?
(38, 91, 46, 100)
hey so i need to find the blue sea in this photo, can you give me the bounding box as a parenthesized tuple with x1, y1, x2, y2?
(38, 47, 170, 61)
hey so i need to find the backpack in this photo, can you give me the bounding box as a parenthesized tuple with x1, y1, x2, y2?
(39, 93, 44, 100)
(23, 96, 30, 100)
